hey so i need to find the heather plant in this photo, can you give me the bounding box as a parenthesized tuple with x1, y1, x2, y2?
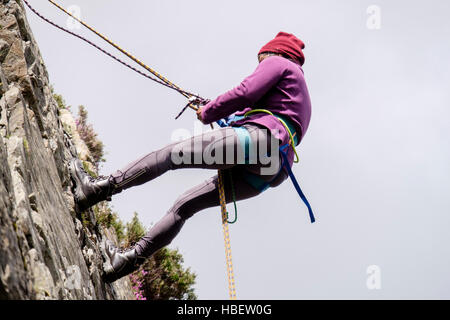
(130, 269, 148, 300)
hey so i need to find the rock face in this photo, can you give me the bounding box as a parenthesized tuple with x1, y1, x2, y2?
(0, 0, 134, 299)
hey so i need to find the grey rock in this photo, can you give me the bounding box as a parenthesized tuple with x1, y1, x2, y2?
(0, 0, 134, 300)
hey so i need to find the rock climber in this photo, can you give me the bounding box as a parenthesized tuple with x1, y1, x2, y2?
(69, 31, 312, 282)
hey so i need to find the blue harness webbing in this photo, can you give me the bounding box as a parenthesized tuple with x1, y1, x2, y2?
(279, 144, 316, 223)
(217, 115, 316, 224)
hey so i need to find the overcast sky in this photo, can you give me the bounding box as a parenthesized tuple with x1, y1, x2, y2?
(25, 0, 450, 299)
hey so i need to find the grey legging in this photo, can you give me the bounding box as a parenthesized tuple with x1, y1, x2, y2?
(110, 124, 288, 257)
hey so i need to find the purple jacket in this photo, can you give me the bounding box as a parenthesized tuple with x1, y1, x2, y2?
(202, 55, 312, 159)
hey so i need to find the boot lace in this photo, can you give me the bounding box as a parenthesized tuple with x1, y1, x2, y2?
(80, 164, 109, 183)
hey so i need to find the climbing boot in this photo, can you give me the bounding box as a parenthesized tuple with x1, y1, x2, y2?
(102, 240, 146, 283)
(69, 158, 115, 213)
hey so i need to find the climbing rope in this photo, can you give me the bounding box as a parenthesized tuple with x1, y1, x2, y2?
(22, 0, 239, 299)
(227, 170, 238, 224)
(22, 0, 202, 102)
(47, 0, 193, 99)
(218, 170, 237, 300)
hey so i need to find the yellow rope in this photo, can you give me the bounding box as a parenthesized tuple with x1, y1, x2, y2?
(47, 0, 190, 99)
(218, 170, 237, 300)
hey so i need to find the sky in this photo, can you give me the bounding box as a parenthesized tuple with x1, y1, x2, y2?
(24, 0, 450, 299)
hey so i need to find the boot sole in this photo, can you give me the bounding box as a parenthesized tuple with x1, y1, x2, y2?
(100, 239, 118, 283)
(68, 159, 88, 214)
(100, 239, 136, 283)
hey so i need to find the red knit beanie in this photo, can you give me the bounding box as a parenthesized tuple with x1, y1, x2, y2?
(258, 32, 305, 65)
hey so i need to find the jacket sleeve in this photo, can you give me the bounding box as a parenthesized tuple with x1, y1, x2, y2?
(201, 56, 286, 124)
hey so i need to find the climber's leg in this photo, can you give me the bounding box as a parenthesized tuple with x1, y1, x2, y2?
(133, 165, 286, 258)
(110, 124, 280, 193)
(102, 125, 286, 282)
(71, 124, 280, 213)
(103, 165, 288, 282)
(103, 170, 265, 283)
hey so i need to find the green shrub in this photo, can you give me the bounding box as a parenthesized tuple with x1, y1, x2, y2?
(53, 92, 68, 110)
(76, 105, 105, 169)
(125, 212, 146, 246)
(94, 205, 125, 244)
(138, 248, 197, 300)
(125, 213, 197, 300)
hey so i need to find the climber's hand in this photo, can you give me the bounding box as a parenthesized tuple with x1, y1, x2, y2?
(196, 107, 205, 124)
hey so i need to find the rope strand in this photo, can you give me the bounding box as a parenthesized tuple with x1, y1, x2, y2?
(22, 0, 203, 100)
(47, 0, 192, 99)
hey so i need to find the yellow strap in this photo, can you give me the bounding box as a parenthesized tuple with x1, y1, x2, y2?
(244, 109, 300, 163)
(218, 170, 237, 300)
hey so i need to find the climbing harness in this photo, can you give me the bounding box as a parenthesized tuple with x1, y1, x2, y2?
(245, 109, 300, 163)
(218, 109, 316, 224)
(22, 0, 238, 299)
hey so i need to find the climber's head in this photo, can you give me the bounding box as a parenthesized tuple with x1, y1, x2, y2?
(258, 31, 305, 65)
